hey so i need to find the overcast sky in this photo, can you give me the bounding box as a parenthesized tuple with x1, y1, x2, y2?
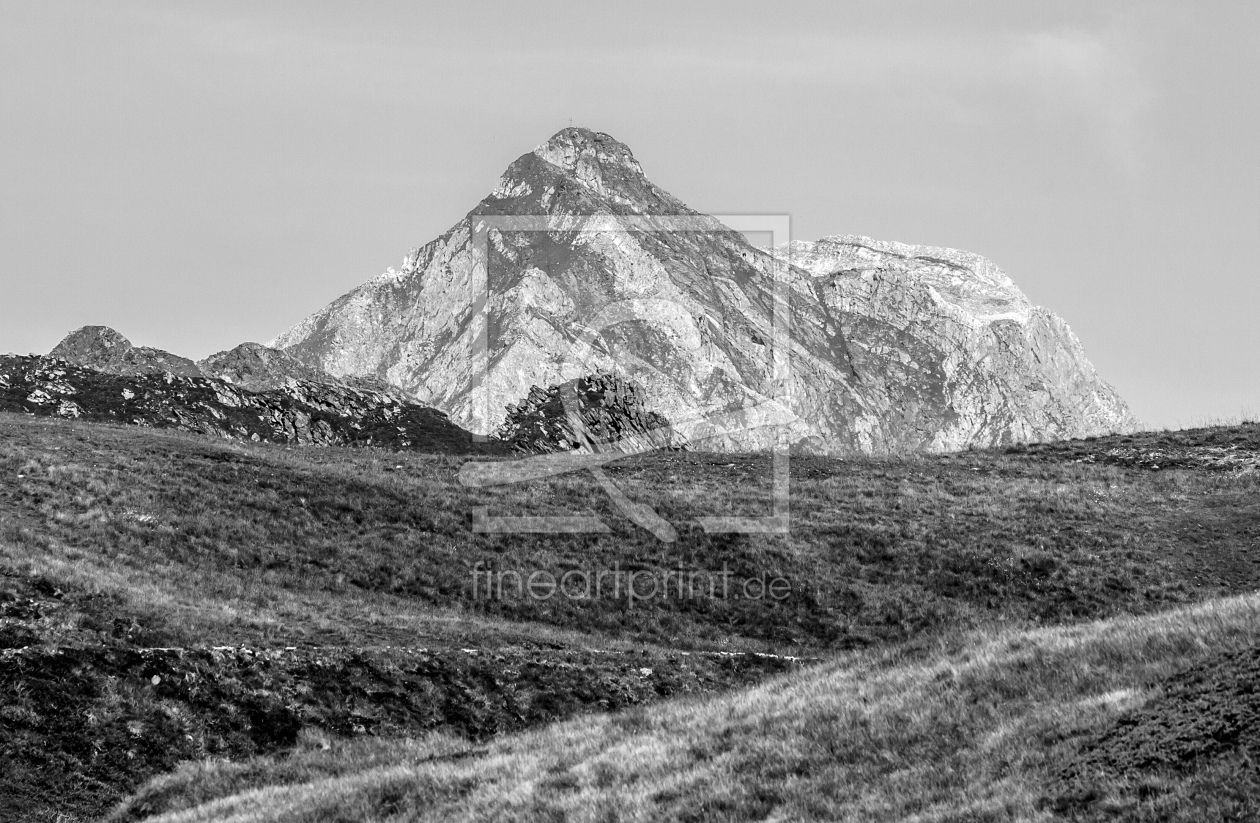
(2, 1, 1256, 428)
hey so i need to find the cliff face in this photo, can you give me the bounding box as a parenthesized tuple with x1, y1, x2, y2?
(777, 236, 1140, 450)
(270, 127, 1137, 453)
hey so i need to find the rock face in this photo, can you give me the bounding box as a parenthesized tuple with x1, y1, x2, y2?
(0, 355, 496, 454)
(269, 127, 1137, 453)
(496, 373, 687, 454)
(50, 326, 203, 379)
(773, 236, 1140, 450)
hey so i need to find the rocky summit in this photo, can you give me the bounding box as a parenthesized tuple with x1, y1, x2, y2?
(270, 127, 1137, 453)
(50, 326, 203, 379)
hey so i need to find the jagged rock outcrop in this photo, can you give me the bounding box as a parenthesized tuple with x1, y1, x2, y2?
(50, 326, 203, 379)
(0, 355, 497, 454)
(269, 127, 1138, 453)
(496, 372, 687, 454)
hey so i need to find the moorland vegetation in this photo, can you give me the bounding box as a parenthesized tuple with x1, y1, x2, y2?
(2, 413, 1258, 820)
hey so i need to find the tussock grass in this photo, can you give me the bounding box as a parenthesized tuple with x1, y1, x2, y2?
(119, 594, 1260, 822)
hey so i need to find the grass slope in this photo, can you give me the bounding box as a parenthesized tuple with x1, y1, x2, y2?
(1, 413, 1258, 820)
(5, 414, 1258, 654)
(1, 639, 794, 822)
(115, 594, 1260, 822)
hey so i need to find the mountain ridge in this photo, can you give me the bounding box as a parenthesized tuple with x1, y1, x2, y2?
(10, 326, 683, 457)
(3, 327, 503, 453)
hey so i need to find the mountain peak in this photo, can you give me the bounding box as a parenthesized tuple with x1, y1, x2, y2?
(272, 132, 1138, 451)
(49, 326, 203, 378)
(51, 325, 131, 357)
(483, 126, 678, 211)
(532, 127, 643, 177)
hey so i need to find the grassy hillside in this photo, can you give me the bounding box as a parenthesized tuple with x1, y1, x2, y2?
(2, 412, 1258, 820)
(5, 413, 1258, 654)
(113, 593, 1260, 822)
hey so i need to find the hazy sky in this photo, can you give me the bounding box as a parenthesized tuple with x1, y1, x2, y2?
(2, 1, 1257, 428)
